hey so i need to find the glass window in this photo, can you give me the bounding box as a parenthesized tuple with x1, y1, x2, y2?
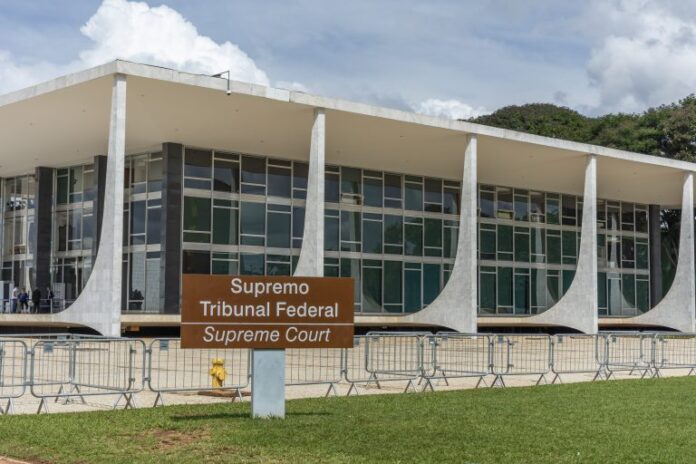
(405, 222, 422, 256)
(547, 232, 561, 264)
(562, 195, 576, 225)
(325, 213, 339, 251)
(384, 174, 402, 208)
(636, 241, 649, 270)
(212, 207, 237, 245)
(341, 258, 361, 311)
(364, 177, 383, 207)
(497, 267, 513, 309)
(423, 263, 440, 305)
(384, 260, 403, 305)
(363, 219, 382, 254)
(404, 268, 422, 312)
(546, 197, 560, 225)
(622, 274, 635, 309)
(362, 264, 382, 312)
(268, 166, 292, 198)
(293, 163, 308, 191)
(514, 228, 530, 262)
(325, 172, 340, 202)
(240, 253, 264, 275)
(424, 179, 442, 212)
(213, 159, 239, 193)
(267, 211, 291, 248)
(183, 250, 210, 274)
(635, 209, 648, 233)
(514, 194, 528, 221)
(405, 182, 423, 211)
(497, 225, 513, 259)
(636, 279, 649, 312)
(480, 270, 496, 313)
(341, 167, 361, 195)
(598, 272, 607, 312)
(514, 273, 530, 314)
(184, 149, 212, 179)
(241, 156, 265, 185)
(443, 186, 460, 215)
(130, 200, 146, 235)
(341, 211, 361, 247)
(424, 219, 442, 248)
(240, 201, 265, 236)
(183, 197, 211, 242)
(480, 226, 496, 260)
(292, 207, 305, 248)
(146, 206, 161, 245)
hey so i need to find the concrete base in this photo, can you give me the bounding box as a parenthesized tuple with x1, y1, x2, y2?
(251, 349, 285, 418)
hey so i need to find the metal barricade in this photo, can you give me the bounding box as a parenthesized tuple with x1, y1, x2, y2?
(0, 338, 28, 414)
(652, 333, 696, 377)
(423, 333, 490, 390)
(29, 338, 146, 413)
(550, 334, 605, 383)
(285, 347, 343, 396)
(490, 335, 551, 387)
(147, 338, 250, 407)
(601, 332, 655, 379)
(364, 332, 425, 393)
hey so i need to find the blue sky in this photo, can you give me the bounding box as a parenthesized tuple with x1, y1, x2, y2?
(1, 0, 695, 118)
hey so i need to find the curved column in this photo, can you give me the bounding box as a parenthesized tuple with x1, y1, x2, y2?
(294, 108, 325, 278)
(50, 74, 126, 336)
(402, 135, 477, 332)
(528, 155, 598, 333)
(627, 172, 695, 332)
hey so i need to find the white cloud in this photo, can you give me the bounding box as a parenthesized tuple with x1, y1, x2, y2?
(586, 0, 696, 113)
(413, 98, 488, 120)
(275, 81, 310, 93)
(0, 0, 269, 94)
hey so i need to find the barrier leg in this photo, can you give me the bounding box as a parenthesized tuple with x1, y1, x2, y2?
(475, 376, 488, 388)
(535, 374, 548, 386)
(403, 379, 417, 393)
(0, 398, 14, 415)
(37, 398, 49, 414)
(152, 392, 166, 408)
(346, 383, 359, 396)
(364, 372, 381, 390)
(688, 368, 695, 376)
(491, 375, 506, 388)
(235, 389, 243, 401)
(54, 385, 64, 403)
(551, 373, 562, 385)
(325, 383, 338, 397)
(421, 377, 435, 393)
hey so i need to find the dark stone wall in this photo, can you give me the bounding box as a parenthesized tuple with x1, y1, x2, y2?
(160, 143, 183, 314)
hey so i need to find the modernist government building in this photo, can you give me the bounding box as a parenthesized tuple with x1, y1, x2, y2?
(0, 61, 694, 336)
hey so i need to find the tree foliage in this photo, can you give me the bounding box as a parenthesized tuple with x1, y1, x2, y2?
(468, 95, 696, 162)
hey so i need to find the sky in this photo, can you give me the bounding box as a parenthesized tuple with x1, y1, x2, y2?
(1, 0, 696, 119)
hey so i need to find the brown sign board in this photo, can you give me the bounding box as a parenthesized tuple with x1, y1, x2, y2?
(181, 275, 354, 349)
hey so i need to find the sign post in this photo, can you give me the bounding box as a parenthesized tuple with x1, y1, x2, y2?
(181, 275, 354, 418)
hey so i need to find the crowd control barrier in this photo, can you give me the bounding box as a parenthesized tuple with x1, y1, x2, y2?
(285, 347, 343, 396)
(423, 333, 490, 390)
(2, 331, 696, 414)
(147, 338, 250, 406)
(600, 332, 655, 379)
(0, 338, 28, 415)
(29, 338, 146, 413)
(490, 335, 551, 387)
(550, 335, 605, 383)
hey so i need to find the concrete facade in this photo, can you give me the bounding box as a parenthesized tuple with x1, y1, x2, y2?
(1, 61, 696, 335)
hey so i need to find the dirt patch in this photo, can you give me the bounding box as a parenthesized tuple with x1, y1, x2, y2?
(145, 427, 211, 451)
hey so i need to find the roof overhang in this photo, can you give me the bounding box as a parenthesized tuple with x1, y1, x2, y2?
(0, 60, 692, 206)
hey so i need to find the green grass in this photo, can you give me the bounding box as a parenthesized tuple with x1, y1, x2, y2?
(1, 377, 695, 463)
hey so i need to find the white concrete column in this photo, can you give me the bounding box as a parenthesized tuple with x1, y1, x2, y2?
(294, 108, 325, 277)
(629, 172, 695, 332)
(530, 154, 598, 333)
(51, 74, 126, 336)
(403, 134, 477, 332)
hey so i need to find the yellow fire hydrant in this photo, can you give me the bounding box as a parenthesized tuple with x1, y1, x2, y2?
(209, 358, 227, 389)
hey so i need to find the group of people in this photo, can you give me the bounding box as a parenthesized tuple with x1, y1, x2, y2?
(7, 286, 54, 314)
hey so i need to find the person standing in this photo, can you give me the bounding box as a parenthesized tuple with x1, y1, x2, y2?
(11, 285, 18, 314)
(19, 287, 29, 313)
(46, 287, 54, 313)
(31, 288, 41, 314)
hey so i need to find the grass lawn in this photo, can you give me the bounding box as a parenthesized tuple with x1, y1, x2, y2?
(1, 377, 695, 463)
